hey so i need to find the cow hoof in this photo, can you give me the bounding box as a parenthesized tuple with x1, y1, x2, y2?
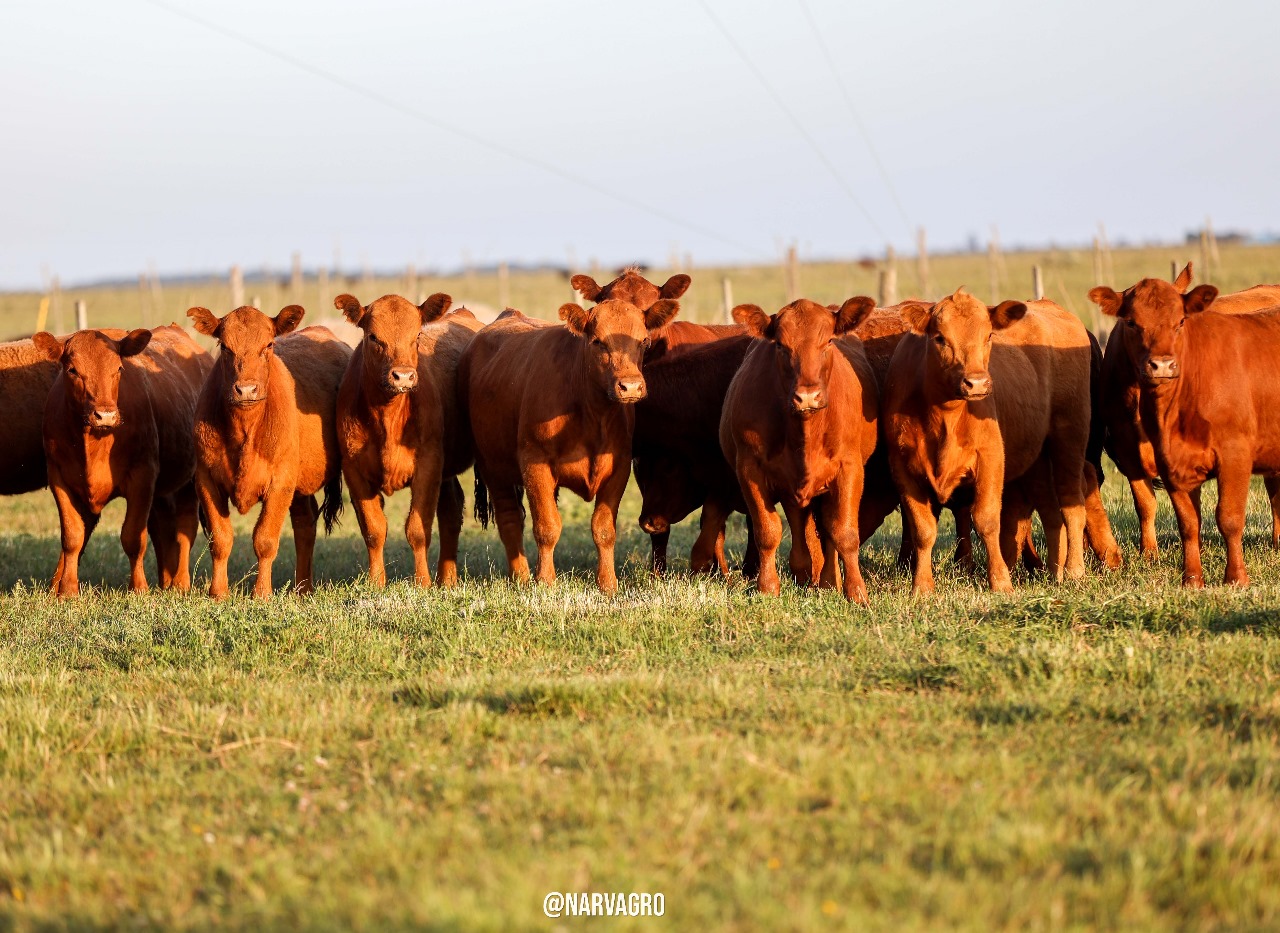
(1182, 575, 1205, 589)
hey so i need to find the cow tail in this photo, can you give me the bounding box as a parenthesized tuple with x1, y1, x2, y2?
(473, 467, 491, 529)
(197, 497, 211, 540)
(320, 471, 344, 535)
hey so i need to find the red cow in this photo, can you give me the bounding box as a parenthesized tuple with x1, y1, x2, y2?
(1094, 262, 1280, 556)
(720, 297, 879, 602)
(1089, 278, 1280, 586)
(883, 291, 1094, 593)
(460, 296, 679, 593)
(335, 294, 482, 588)
(188, 305, 352, 598)
(33, 326, 211, 596)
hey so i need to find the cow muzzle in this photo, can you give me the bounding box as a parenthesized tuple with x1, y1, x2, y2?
(232, 382, 261, 404)
(959, 373, 993, 400)
(387, 368, 418, 393)
(1144, 356, 1179, 383)
(614, 377, 647, 403)
(87, 408, 121, 429)
(792, 388, 826, 415)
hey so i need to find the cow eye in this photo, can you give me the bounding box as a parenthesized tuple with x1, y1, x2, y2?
(68, 366, 78, 377)
(933, 335, 946, 347)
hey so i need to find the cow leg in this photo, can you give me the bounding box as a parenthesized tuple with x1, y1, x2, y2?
(1266, 475, 1280, 549)
(289, 493, 320, 595)
(973, 455, 1013, 594)
(590, 465, 631, 595)
(1084, 463, 1123, 569)
(170, 481, 199, 593)
(435, 475, 465, 587)
(147, 494, 177, 589)
(952, 505, 976, 573)
(346, 472, 389, 587)
(198, 477, 235, 600)
(1216, 456, 1252, 587)
(119, 483, 154, 594)
(1130, 478, 1160, 559)
(250, 490, 292, 598)
(741, 515, 760, 578)
(49, 481, 96, 598)
(1046, 445, 1088, 583)
(523, 463, 562, 586)
(898, 482, 939, 596)
(784, 503, 817, 586)
(818, 517, 841, 591)
(690, 497, 731, 576)
(1167, 485, 1204, 588)
(739, 465, 783, 596)
(403, 457, 443, 589)
(649, 530, 670, 575)
(822, 468, 869, 604)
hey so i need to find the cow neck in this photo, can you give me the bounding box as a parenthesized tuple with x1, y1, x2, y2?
(568, 336, 630, 434)
(364, 376, 417, 442)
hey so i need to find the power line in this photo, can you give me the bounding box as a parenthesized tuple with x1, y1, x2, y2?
(139, 0, 766, 259)
(694, 0, 887, 243)
(796, 0, 913, 236)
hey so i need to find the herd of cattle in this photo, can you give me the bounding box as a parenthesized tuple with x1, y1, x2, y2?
(3, 264, 1279, 601)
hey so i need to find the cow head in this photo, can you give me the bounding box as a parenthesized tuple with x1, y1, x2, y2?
(733, 296, 875, 416)
(571, 267, 691, 316)
(335, 293, 451, 395)
(187, 305, 303, 405)
(558, 297, 680, 403)
(33, 328, 152, 430)
(902, 288, 1026, 401)
(1089, 276, 1216, 385)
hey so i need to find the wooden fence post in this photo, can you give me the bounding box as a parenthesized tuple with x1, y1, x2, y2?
(1032, 265, 1044, 301)
(1092, 238, 1103, 287)
(138, 274, 150, 327)
(722, 277, 734, 324)
(75, 300, 88, 331)
(51, 275, 64, 333)
(784, 243, 800, 302)
(916, 228, 929, 299)
(497, 262, 510, 310)
(230, 265, 244, 308)
(879, 266, 897, 307)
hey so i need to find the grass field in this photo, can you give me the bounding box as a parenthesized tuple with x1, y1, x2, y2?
(2, 464, 1280, 930)
(3, 245, 1280, 929)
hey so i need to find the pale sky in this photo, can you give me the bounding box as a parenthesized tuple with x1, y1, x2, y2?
(3, 0, 1277, 288)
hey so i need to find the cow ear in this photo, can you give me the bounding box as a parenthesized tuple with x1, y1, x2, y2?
(186, 307, 222, 337)
(902, 302, 933, 335)
(420, 292, 452, 324)
(274, 305, 305, 336)
(334, 294, 366, 327)
(644, 299, 680, 332)
(732, 304, 773, 339)
(660, 274, 692, 299)
(571, 274, 602, 302)
(1184, 284, 1218, 315)
(990, 300, 1027, 330)
(834, 296, 876, 334)
(1088, 287, 1123, 318)
(559, 302, 593, 336)
(1173, 262, 1193, 292)
(32, 331, 64, 361)
(118, 328, 152, 358)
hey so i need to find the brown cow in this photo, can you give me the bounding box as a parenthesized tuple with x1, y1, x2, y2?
(1089, 278, 1280, 587)
(720, 297, 879, 603)
(883, 290, 1094, 594)
(187, 305, 352, 598)
(0, 338, 65, 496)
(33, 325, 211, 596)
(634, 333, 755, 574)
(1094, 262, 1280, 557)
(460, 296, 680, 592)
(335, 294, 482, 588)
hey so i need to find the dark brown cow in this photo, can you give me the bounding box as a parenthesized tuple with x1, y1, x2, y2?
(883, 290, 1094, 593)
(633, 333, 755, 574)
(0, 338, 65, 496)
(188, 305, 352, 598)
(720, 297, 879, 602)
(33, 326, 211, 596)
(1089, 278, 1280, 587)
(460, 296, 680, 592)
(335, 294, 482, 588)
(1094, 263, 1280, 557)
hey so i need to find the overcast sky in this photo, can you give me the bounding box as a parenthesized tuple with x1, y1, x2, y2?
(3, 0, 1277, 288)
